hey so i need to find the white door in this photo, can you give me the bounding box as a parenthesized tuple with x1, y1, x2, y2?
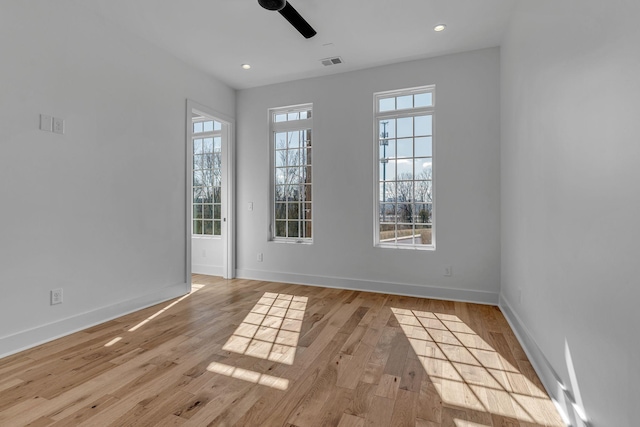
(186, 100, 234, 281)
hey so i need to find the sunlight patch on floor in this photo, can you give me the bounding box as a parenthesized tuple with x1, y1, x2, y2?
(103, 284, 205, 346)
(391, 307, 564, 426)
(207, 361, 289, 390)
(222, 292, 308, 365)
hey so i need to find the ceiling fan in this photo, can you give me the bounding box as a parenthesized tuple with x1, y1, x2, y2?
(258, 0, 317, 39)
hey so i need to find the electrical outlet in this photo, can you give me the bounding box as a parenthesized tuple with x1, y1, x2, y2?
(257, 253, 263, 262)
(52, 117, 65, 134)
(444, 266, 453, 277)
(51, 288, 63, 305)
(248, 202, 254, 211)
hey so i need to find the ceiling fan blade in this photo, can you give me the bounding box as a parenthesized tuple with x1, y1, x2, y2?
(278, 2, 317, 39)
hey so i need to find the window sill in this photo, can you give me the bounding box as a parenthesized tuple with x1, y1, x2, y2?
(375, 243, 435, 251)
(270, 239, 313, 245)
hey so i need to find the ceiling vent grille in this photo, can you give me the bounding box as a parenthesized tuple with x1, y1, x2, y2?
(320, 56, 343, 67)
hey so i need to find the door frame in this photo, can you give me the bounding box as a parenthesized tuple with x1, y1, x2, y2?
(185, 99, 235, 287)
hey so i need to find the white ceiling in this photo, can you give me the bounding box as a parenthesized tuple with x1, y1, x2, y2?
(82, 0, 515, 90)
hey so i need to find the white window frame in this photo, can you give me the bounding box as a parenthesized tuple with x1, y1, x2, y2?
(373, 85, 436, 250)
(192, 116, 223, 238)
(269, 103, 314, 243)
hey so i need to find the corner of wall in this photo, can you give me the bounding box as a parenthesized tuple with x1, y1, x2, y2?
(499, 294, 591, 427)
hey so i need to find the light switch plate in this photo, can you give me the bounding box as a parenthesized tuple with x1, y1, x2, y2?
(40, 114, 52, 132)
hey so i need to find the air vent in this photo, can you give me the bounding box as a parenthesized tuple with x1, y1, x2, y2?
(320, 56, 343, 67)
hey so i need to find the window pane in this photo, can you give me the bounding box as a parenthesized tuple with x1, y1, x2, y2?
(380, 158, 395, 181)
(193, 220, 202, 234)
(301, 184, 312, 202)
(288, 203, 300, 220)
(203, 220, 213, 235)
(303, 203, 312, 220)
(397, 159, 413, 179)
(203, 204, 213, 219)
(203, 138, 213, 153)
(414, 158, 432, 178)
(193, 139, 203, 155)
(379, 139, 395, 161)
(414, 92, 433, 108)
(193, 204, 202, 219)
(214, 120, 222, 131)
(214, 220, 221, 236)
(275, 168, 287, 185)
(415, 224, 432, 244)
(285, 185, 299, 201)
(414, 181, 433, 203)
(275, 113, 287, 123)
(288, 221, 299, 238)
(214, 204, 221, 220)
(275, 203, 286, 220)
(193, 187, 204, 203)
(380, 181, 395, 203)
(379, 223, 395, 242)
(415, 115, 432, 136)
(379, 97, 395, 112)
(415, 137, 432, 157)
(397, 117, 413, 138)
(288, 131, 300, 149)
(415, 203, 432, 223)
(275, 221, 286, 237)
(287, 167, 301, 185)
(301, 166, 311, 183)
(213, 137, 222, 152)
(380, 119, 396, 139)
(396, 223, 414, 243)
(288, 149, 300, 166)
(275, 185, 286, 201)
(193, 122, 203, 133)
(396, 181, 413, 203)
(396, 138, 413, 159)
(301, 221, 312, 238)
(396, 95, 413, 110)
(275, 150, 287, 167)
(275, 132, 287, 149)
(203, 121, 214, 132)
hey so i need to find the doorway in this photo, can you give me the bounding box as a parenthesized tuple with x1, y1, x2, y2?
(186, 100, 235, 283)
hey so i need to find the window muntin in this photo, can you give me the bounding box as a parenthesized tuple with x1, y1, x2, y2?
(270, 105, 313, 242)
(193, 119, 222, 236)
(375, 86, 434, 249)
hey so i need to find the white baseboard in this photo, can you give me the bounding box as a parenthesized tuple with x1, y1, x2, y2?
(499, 295, 590, 427)
(0, 282, 188, 359)
(192, 264, 223, 277)
(236, 268, 498, 305)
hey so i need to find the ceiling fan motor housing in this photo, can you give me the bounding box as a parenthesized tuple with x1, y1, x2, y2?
(258, 0, 286, 11)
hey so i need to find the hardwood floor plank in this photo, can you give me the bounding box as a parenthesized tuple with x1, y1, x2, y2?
(0, 276, 565, 427)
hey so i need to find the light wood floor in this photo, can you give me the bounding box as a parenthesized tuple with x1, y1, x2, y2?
(0, 275, 565, 427)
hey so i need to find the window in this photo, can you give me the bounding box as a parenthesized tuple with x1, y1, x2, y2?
(193, 118, 222, 236)
(270, 104, 313, 242)
(374, 86, 435, 249)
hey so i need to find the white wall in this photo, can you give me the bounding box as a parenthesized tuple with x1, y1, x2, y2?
(0, 0, 234, 356)
(500, 1, 640, 426)
(236, 48, 501, 304)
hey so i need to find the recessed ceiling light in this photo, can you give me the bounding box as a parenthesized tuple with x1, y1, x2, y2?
(434, 24, 447, 32)
(241, 64, 251, 70)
